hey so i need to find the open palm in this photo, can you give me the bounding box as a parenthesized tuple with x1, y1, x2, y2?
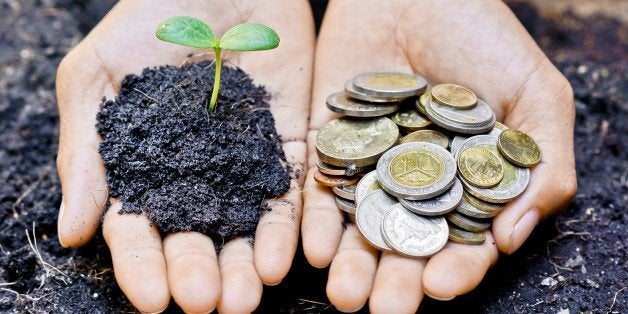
(303, 0, 576, 312)
(56, 0, 313, 312)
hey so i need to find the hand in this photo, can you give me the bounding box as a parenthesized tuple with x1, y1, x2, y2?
(56, 0, 314, 312)
(302, 0, 577, 312)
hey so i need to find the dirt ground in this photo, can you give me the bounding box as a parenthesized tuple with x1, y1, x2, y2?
(0, 0, 625, 313)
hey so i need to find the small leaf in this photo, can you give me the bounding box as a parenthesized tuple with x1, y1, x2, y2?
(219, 23, 279, 51)
(156, 16, 217, 48)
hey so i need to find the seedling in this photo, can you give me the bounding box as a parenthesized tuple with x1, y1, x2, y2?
(156, 16, 280, 113)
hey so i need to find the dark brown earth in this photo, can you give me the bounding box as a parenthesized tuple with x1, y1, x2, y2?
(97, 61, 290, 240)
(0, 0, 625, 313)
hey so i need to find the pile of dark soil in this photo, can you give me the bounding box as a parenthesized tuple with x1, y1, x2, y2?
(97, 62, 290, 240)
(0, 0, 625, 313)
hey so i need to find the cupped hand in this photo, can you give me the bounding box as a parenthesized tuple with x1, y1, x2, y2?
(303, 0, 577, 312)
(56, 0, 314, 312)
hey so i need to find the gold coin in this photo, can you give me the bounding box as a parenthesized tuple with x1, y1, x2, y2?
(431, 84, 477, 109)
(448, 226, 485, 245)
(416, 91, 430, 115)
(316, 117, 399, 167)
(314, 171, 360, 187)
(457, 146, 504, 188)
(391, 106, 432, 132)
(462, 192, 504, 215)
(493, 121, 509, 132)
(400, 130, 449, 149)
(389, 149, 445, 188)
(353, 72, 427, 98)
(497, 129, 541, 167)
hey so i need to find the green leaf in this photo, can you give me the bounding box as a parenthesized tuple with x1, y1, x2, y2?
(156, 16, 217, 48)
(219, 23, 279, 51)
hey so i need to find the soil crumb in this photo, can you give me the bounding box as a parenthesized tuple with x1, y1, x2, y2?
(96, 61, 290, 241)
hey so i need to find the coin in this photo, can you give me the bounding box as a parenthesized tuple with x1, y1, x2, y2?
(381, 203, 448, 257)
(462, 192, 504, 215)
(345, 80, 407, 103)
(431, 84, 477, 109)
(457, 146, 504, 188)
(493, 121, 509, 132)
(353, 72, 427, 98)
(400, 130, 449, 149)
(377, 142, 456, 200)
(317, 160, 371, 177)
(450, 135, 467, 156)
(497, 129, 542, 167)
(446, 211, 491, 232)
(399, 178, 463, 216)
(333, 184, 356, 201)
(355, 170, 382, 206)
(316, 116, 399, 168)
(430, 98, 494, 127)
(448, 226, 486, 245)
(416, 91, 431, 115)
(425, 99, 495, 134)
(326, 92, 401, 117)
(355, 190, 397, 251)
(314, 171, 360, 187)
(391, 105, 432, 132)
(455, 195, 496, 218)
(335, 196, 357, 214)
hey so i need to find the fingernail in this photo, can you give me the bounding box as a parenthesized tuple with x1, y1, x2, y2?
(508, 209, 539, 253)
(424, 291, 455, 301)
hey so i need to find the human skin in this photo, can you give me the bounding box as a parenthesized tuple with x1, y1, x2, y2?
(302, 0, 577, 312)
(55, 0, 314, 313)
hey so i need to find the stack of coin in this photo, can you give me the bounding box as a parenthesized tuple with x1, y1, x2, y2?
(315, 73, 542, 256)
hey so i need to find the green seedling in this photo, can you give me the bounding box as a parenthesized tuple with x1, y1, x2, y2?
(156, 16, 280, 113)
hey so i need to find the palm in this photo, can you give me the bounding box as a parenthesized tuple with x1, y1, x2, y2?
(56, 0, 313, 312)
(304, 0, 575, 312)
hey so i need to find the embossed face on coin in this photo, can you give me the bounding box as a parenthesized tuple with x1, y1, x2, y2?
(377, 142, 456, 200)
(431, 84, 477, 109)
(355, 190, 397, 251)
(381, 203, 449, 257)
(353, 72, 427, 98)
(316, 117, 399, 167)
(400, 130, 449, 149)
(498, 129, 541, 167)
(457, 146, 504, 188)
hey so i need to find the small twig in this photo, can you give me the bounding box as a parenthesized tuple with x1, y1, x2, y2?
(133, 88, 157, 103)
(606, 287, 625, 314)
(530, 300, 544, 307)
(0, 282, 16, 287)
(0, 288, 45, 302)
(11, 181, 38, 218)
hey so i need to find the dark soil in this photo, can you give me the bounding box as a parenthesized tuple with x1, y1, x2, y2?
(0, 0, 625, 313)
(96, 62, 290, 240)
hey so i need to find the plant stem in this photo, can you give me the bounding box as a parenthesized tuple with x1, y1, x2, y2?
(208, 46, 222, 113)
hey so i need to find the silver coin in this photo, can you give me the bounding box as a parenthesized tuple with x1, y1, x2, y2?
(353, 72, 427, 98)
(381, 203, 448, 257)
(450, 128, 502, 156)
(425, 99, 495, 134)
(344, 80, 407, 103)
(446, 211, 491, 232)
(333, 185, 356, 201)
(399, 178, 463, 216)
(455, 195, 496, 218)
(376, 142, 456, 200)
(326, 92, 401, 117)
(448, 226, 486, 245)
(456, 136, 530, 203)
(355, 170, 382, 206)
(430, 98, 494, 127)
(317, 160, 371, 177)
(335, 196, 357, 214)
(355, 190, 397, 251)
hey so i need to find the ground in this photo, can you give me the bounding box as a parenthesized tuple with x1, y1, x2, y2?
(0, 0, 625, 313)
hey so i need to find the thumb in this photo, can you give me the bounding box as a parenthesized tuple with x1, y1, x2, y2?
(56, 45, 113, 247)
(492, 60, 577, 254)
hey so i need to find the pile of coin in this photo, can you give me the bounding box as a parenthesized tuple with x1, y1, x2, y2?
(314, 72, 541, 258)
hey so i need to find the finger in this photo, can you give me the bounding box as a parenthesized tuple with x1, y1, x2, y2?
(217, 238, 262, 314)
(56, 49, 115, 248)
(422, 232, 499, 300)
(163, 232, 220, 314)
(301, 165, 344, 268)
(326, 225, 378, 312)
(254, 141, 306, 285)
(102, 200, 170, 313)
(493, 64, 577, 254)
(369, 253, 426, 314)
